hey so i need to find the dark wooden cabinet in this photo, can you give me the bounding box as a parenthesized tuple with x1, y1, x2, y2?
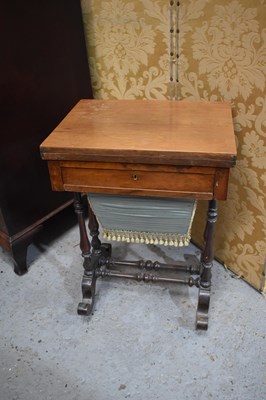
(0, 0, 93, 274)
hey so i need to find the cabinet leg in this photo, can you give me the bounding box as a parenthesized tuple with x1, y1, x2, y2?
(12, 242, 28, 276)
(10, 225, 43, 275)
(196, 200, 217, 330)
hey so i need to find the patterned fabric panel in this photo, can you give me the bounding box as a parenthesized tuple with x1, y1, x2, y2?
(179, 0, 266, 291)
(88, 193, 196, 246)
(81, 0, 171, 99)
(81, 0, 266, 291)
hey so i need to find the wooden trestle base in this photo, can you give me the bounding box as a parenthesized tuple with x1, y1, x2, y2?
(74, 193, 216, 331)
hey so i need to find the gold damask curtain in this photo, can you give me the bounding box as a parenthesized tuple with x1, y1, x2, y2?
(81, 0, 266, 292)
(81, 0, 171, 99)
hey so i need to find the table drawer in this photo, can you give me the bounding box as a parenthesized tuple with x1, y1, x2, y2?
(59, 165, 215, 199)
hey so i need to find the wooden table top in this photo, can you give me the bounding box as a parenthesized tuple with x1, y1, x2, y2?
(40, 99, 237, 167)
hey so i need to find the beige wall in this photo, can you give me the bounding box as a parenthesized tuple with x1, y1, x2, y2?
(81, 0, 266, 292)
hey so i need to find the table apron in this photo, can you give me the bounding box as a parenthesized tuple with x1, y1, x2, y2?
(48, 161, 230, 200)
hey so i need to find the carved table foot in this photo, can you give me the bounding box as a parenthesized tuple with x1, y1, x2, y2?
(196, 287, 211, 330)
(195, 199, 217, 330)
(77, 270, 96, 315)
(77, 244, 112, 316)
(77, 251, 98, 316)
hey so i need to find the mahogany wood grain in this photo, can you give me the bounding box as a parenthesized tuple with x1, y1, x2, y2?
(61, 165, 214, 197)
(40, 100, 236, 168)
(41, 100, 237, 201)
(59, 161, 217, 174)
(45, 161, 231, 200)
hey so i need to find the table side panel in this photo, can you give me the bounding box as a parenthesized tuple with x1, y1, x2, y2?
(48, 161, 64, 191)
(41, 151, 236, 168)
(213, 169, 230, 200)
(60, 161, 216, 174)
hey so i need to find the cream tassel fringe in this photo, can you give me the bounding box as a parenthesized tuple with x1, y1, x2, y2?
(102, 229, 191, 247)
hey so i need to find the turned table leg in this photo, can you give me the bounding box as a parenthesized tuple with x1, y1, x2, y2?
(88, 202, 101, 251)
(73, 193, 91, 257)
(74, 193, 95, 315)
(74, 194, 111, 316)
(196, 199, 217, 330)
